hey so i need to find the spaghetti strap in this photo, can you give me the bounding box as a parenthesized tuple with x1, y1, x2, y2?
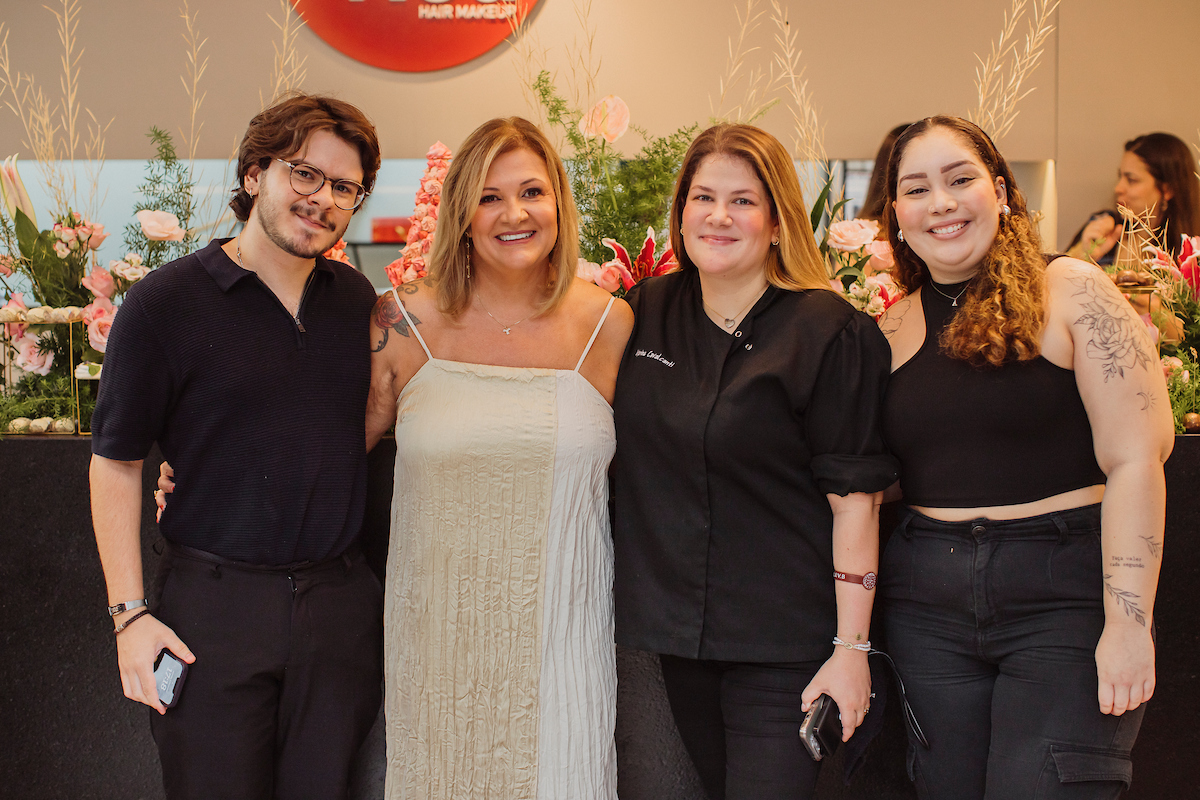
(574, 296, 616, 372)
(389, 286, 433, 360)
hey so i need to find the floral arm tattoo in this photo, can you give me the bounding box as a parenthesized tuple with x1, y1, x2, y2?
(1069, 273, 1154, 382)
(878, 296, 911, 340)
(371, 292, 421, 352)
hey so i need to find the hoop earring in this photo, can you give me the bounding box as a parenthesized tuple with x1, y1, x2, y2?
(1000, 204, 1011, 216)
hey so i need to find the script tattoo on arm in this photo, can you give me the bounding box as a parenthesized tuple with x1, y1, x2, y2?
(1069, 273, 1154, 382)
(371, 293, 421, 353)
(1103, 574, 1148, 626)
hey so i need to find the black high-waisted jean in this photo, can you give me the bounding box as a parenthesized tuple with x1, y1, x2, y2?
(880, 504, 1143, 799)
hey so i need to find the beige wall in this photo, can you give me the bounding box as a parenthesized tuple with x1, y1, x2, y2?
(1, 0, 1197, 246)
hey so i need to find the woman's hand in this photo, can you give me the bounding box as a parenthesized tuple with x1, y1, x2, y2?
(801, 647, 872, 742)
(1077, 214, 1120, 262)
(154, 461, 174, 522)
(1096, 621, 1156, 715)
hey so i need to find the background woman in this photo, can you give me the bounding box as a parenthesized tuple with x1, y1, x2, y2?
(858, 123, 912, 224)
(366, 117, 632, 799)
(611, 124, 898, 800)
(1066, 132, 1200, 263)
(879, 116, 1172, 799)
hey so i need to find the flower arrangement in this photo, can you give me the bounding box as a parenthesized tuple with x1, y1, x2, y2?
(824, 218, 903, 319)
(387, 141, 452, 286)
(1164, 350, 1200, 434)
(577, 226, 677, 296)
(534, 75, 697, 268)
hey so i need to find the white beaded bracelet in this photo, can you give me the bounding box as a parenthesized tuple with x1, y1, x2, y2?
(833, 635, 871, 653)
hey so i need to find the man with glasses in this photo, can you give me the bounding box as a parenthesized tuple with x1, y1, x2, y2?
(89, 94, 383, 798)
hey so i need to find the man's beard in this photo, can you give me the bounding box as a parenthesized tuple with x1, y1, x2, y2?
(255, 188, 346, 260)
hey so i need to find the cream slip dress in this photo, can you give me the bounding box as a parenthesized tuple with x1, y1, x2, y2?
(383, 291, 618, 800)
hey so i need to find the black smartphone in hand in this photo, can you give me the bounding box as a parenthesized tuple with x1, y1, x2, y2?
(153, 649, 188, 709)
(799, 693, 841, 761)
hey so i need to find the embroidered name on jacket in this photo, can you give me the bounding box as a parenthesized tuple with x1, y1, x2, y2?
(635, 349, 675, 367)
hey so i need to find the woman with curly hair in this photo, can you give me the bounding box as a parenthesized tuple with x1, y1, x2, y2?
(876, 116, 1173, 799)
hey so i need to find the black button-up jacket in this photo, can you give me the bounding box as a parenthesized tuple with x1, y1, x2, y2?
(611, 269, 898, 662)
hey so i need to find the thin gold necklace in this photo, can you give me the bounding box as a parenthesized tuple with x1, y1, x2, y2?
(703, 284, 768, 329)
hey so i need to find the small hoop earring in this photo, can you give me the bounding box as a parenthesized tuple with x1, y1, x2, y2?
(897, 229, 905, 243)
(771, 239, 779, 246)
(1000, 204, 1011, 216)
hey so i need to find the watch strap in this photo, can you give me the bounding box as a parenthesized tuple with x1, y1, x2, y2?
(833, 570, 877, 590)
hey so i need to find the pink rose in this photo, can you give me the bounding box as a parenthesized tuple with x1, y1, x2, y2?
(136, 209, 186, 241)
(426, 141, 453, 161)
(53, 240, 71, 258)
(828, 219, 881, 252)
(578, 95, 630, 144)
(14, 332, 54, 375)
(83, 295, 115, 325)
(4, 292, 27, 339)
(385, 258, 405, 287)
(59, 226, 77, 244)
(594, 262, 623, 293)
(864, 239, 894, 273)
(87, 316, 113, 353)
(420, 216, 437, 233)
(84, 223, 108, 250)
(82, 265, 116, 299)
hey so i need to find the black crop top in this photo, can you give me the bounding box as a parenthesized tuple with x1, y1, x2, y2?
(883, 276, 1106, 507)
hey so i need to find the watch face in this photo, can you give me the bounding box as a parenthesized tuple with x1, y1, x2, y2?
(863, 572, 877, 590)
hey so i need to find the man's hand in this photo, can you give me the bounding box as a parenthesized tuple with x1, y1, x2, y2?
(115, 612, 195, 714)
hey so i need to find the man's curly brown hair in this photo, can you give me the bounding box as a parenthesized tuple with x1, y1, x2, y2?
(882, 116, 1047, 367)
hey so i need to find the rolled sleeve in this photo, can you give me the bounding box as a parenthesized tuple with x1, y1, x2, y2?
(90, 292, 172, 462)
(807, 312, 899, 496)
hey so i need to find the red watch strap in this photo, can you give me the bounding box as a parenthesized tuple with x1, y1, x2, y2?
(833, 570, 877, 590)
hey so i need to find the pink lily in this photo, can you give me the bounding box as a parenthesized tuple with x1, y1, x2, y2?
(0, 155, 37, 227)
(601, 227, 678, 290)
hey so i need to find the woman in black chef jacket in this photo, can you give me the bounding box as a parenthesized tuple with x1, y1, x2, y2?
(610, 123, 899, 800)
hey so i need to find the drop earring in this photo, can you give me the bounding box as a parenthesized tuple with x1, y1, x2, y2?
(1000, 204, 1011, 216)
(466, 235, 472, 280)
(897, 229, 905, 243)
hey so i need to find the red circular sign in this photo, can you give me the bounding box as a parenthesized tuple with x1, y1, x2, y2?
(292, 0, 540, 73)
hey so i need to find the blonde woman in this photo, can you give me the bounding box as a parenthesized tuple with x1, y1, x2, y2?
(366, 117, 633, 799)
(610, 124, 898, 800)
(878, 116, 1172, 798)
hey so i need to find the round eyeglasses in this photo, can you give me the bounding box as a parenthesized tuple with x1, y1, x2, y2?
(275, 159, 368, 210)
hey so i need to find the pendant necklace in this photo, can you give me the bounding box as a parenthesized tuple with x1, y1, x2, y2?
(703, 284, 768, 329)
(928, 281, 970, 307)
(476, 293, 534, 335)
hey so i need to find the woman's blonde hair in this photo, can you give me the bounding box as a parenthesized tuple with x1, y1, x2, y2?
(430, 117, 579, 317)
(669, 124, 830, 292)
(883, 116, 1047, 367)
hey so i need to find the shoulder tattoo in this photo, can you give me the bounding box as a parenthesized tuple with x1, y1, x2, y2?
(371, 293, 421, 352)
(1068, 273, 1153, 382)
(878, 296, 912, 340)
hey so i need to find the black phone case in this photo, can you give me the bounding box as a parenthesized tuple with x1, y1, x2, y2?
(153, 649, 189, 709)
(799, 693, 842, 761)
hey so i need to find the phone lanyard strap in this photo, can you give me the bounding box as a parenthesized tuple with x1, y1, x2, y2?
(869, 648, 930, 749)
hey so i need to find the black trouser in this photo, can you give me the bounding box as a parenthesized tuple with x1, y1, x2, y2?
(149, 543, 383, 800)
(881, 505, 1143, 799)
(659, 655, 824, 800)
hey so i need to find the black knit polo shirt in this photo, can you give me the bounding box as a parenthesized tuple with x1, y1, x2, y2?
(91, 238, 378, 565)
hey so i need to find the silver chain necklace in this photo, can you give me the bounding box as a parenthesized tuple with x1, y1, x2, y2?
(703, 284, 768, 329)
(927, 281, 970, 307)
(476, 293, 534, 335)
